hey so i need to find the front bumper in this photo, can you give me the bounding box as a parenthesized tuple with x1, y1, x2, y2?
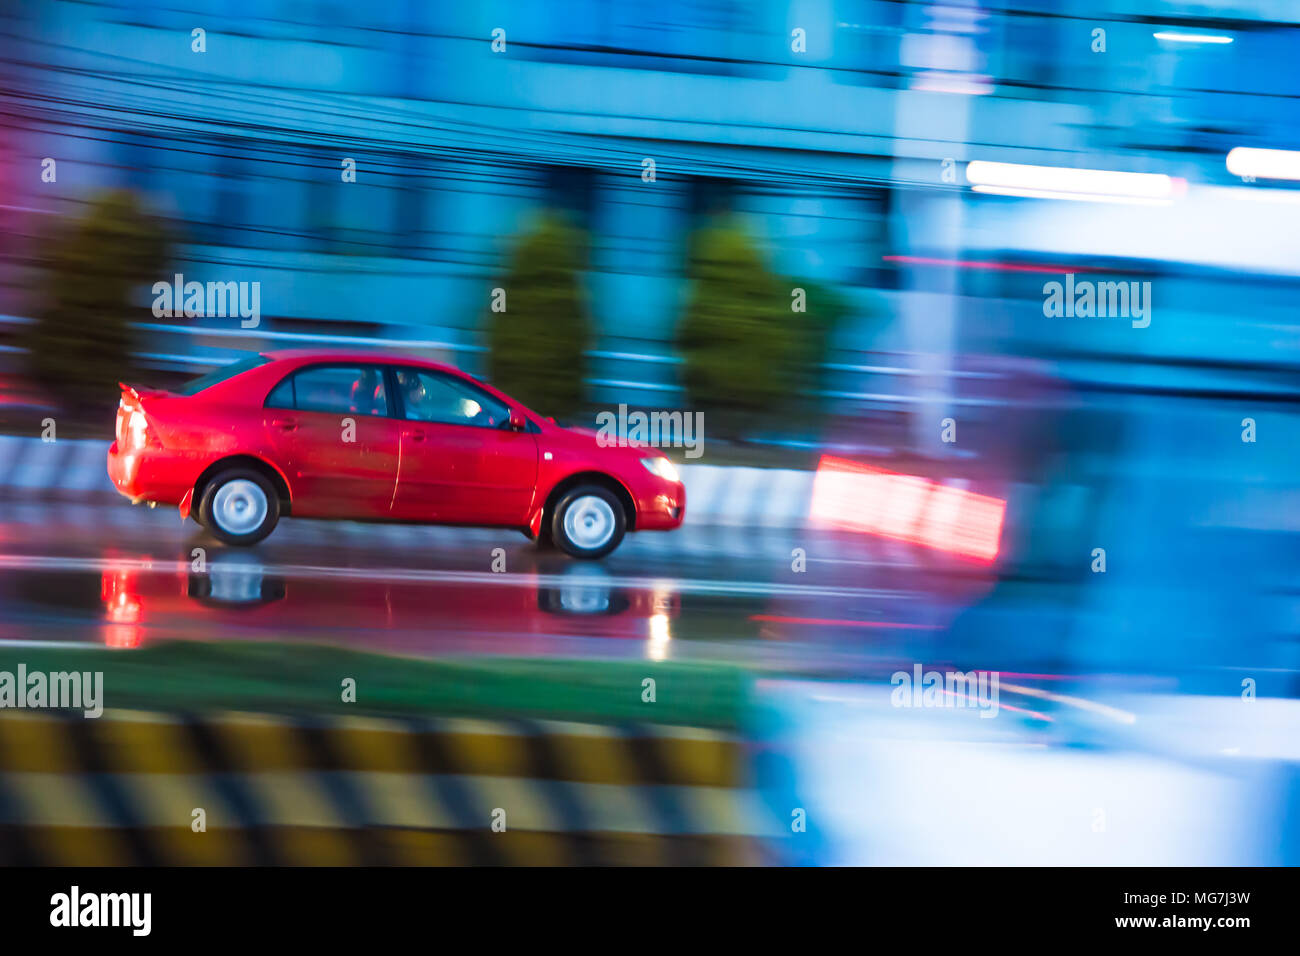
(633, 479, 685, 531)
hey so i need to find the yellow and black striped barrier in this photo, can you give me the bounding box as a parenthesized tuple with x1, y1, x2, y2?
(0, 709, 770, 865)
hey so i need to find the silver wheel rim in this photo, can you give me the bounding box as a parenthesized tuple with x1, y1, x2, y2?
(558, 565, 612, 613)
(212, 479, 268, 536)
(563, 495, 616, 550)
(209, 557, 266, 603)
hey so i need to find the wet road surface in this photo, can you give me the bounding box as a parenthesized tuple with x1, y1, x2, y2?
(0, 499, 996, 670)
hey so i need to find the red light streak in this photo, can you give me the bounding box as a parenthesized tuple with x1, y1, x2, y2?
(809, 455, 1005, 561)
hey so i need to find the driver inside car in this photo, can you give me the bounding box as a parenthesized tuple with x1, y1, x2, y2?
(398, 369, 498, 426)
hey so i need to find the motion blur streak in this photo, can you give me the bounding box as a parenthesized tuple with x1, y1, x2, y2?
(1, 0, 1299, 869)
(808, 455, 1005, 562)
(964, 161, 1178, 202)
(1225, 147, 1300, 181)
(998, 682, 1138, 725)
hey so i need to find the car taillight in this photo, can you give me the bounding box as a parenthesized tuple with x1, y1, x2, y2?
(122, 406, 161, 451)
(127, 409, 148, 449)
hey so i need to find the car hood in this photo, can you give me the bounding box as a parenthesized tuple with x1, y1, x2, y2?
(545, 423, 663, 462)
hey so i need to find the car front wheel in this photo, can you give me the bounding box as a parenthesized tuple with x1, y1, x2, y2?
(550, 485, 626, 559)
(198, 469, 280, 546)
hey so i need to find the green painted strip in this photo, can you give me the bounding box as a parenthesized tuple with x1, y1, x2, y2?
(0, 642, 750, 730)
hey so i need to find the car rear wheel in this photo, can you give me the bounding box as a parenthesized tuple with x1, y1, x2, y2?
(551, 485, 626, 559)
(199, 469, 280, 546)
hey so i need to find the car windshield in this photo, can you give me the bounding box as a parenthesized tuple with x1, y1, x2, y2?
(173, 354, 269, 396)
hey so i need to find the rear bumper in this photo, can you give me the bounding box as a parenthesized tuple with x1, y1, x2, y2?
(106, 440, 197, 504)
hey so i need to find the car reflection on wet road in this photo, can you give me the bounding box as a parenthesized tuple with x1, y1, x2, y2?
(0, 500, 992, 671)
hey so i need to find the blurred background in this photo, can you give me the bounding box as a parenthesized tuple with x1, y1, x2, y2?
(0, 0, 1297, 866)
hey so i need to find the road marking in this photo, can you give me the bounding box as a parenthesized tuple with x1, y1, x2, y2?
(750, 614, 940, 630)
(0, 553, 909, 601)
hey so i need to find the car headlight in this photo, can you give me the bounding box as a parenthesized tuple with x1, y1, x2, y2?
(641, 457, 680, 483)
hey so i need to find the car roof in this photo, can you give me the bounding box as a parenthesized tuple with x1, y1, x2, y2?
(261, 348, 464, 376)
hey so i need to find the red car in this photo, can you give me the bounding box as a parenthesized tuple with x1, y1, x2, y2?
(107, 350, 685, 558)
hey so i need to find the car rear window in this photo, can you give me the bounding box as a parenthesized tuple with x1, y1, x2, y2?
(260, 365, 393, 416)
(290, 365, 389, 416)
(173, 354, 270, 396)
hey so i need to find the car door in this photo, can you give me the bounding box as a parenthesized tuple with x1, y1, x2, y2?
(262, 364, 402, 518)
(388, 366, 538, 526)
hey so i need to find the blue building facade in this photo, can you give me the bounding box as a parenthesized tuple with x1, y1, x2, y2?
(4, 0, 1300, 414)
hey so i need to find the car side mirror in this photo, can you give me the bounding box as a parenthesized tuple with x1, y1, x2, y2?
(509, 408, 527, 431)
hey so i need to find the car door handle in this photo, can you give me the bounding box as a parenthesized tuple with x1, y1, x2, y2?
(271, 418, 298, 431)
(406, 429, 426, 442)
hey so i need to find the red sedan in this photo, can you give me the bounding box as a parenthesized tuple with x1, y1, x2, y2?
(107, 350, 685, 558)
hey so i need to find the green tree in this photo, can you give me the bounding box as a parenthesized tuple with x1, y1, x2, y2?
(22, 190, 171, 413)
(676, 217, 846, 436)
(486, 212, 591, 421)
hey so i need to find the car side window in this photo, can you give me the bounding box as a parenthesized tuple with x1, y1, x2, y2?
(265, 375, 294, 409)
(284, 365, 388, 417)
(393, 368, 510, 429)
